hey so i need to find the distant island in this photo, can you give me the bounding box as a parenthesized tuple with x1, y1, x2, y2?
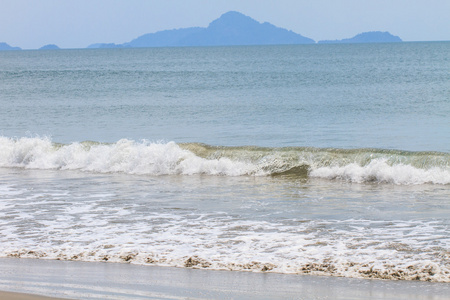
(318, 31, 402, 44)
(2, 11, 406, 50)
(90, 12, 403, 48)
(88, 11, 315, 48)
(39, 44, 60, 50)
(0, 42, 21, 51)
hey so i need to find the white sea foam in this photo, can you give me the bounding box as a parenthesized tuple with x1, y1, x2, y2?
(1, 150, 448, 282)
(309, 159, 450, 185)
(0, 136, 449, 184)
(0, 137, 254, 176)
(1, 209, 448, 282)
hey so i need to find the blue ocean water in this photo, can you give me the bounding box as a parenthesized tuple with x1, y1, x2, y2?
(0, 43, 449, 282)
(1, 43, 449, 150)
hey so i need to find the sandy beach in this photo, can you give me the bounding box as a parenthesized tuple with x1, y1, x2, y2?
(0, 257, 448, 299)
(0, 291, 67, 300)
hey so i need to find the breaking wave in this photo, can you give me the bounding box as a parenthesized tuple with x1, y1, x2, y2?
(0, 136, 449, 185)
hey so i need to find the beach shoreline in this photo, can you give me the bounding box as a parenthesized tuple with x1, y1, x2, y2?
(0, 291, 68, 300)
(0, 257, 448, 300)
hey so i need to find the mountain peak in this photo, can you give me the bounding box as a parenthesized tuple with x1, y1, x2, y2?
(218, 11, 248, 19)
(111, 11, 315, 48)
(207, 11, 261, 31)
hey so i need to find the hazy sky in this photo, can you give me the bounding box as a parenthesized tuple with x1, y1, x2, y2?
(1, 0, 449, 49)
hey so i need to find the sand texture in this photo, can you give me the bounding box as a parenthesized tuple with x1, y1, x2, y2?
(0, 257, 448, 299)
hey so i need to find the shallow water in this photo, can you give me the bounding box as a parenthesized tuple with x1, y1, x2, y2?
(1, 258, 449, 300)
(0, 43, 449, 282)
(0, 165, 448, 281)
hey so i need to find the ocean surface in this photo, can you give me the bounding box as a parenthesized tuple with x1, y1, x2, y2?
(0, 43, 449, 283)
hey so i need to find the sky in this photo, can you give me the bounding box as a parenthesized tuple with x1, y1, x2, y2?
(1, 0, 449, 49)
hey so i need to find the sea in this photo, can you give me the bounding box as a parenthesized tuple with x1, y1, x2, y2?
(0, 42, 449, 283)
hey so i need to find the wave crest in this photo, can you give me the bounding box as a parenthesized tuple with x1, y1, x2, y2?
(310, 160, 450, 185)
(0, 136, 449, 184)
(0, 137, 253, 176)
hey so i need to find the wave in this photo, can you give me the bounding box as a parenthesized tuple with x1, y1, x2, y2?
(0, 136, 449, 185)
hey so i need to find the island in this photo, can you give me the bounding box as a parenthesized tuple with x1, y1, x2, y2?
(39, 44, 60, 50)
(318, 31, 402, 44)
(2, 13, 405, 50)
(0, 42, 21, 51)
(87, 43, 127, 49)
(88, 11, 315, 48)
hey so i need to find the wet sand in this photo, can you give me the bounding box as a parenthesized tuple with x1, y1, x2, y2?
(0, 257, 448, 299)
(0, 291, 68, 300)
